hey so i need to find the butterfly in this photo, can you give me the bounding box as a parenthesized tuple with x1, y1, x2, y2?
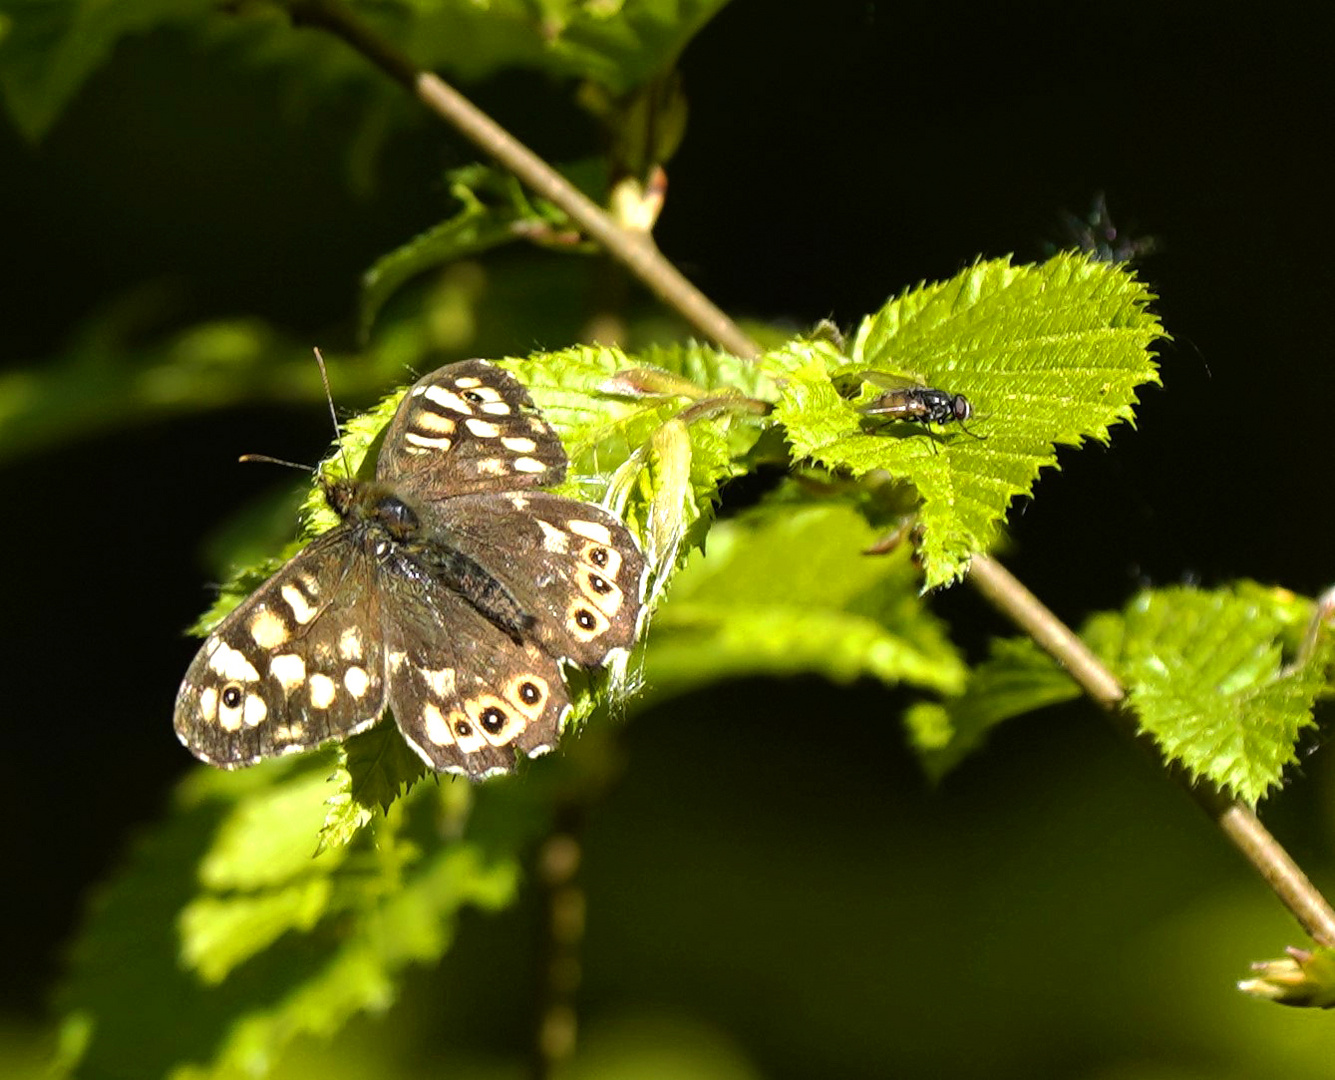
(174, 360, 648, 780)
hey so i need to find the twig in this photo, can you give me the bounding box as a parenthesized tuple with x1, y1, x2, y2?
(284, 0, 1335, 953)
(968, 553, 1335, 947)
(284, 0, 761, 361)
(531, 812, 586, 1080)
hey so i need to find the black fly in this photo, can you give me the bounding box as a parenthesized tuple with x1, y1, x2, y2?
(838, 371, 986, 445)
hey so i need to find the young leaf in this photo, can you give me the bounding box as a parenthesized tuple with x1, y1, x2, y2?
(58, 763, 528, 1078)
(1240, 946, 1335, 1009)
(644, 501, 967, 700)
(318, 722, 430, 851)
(407, 0, 733, 96)
(358, 164, 593, 342)
(905, 636, 1083, 781)
(1086, 585, 1333, 805)
(770, 254, 1164, 587)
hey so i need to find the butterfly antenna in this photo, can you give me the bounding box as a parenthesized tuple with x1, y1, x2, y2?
(238, 453, 316, 472)
(312, 347, 353, 479)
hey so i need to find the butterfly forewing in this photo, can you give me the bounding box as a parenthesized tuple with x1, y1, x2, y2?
(377, 360, 568, 497)
(174, 530, 387, 767)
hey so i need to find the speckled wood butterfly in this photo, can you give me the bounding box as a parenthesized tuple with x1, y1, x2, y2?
(174, 360, 648, 779)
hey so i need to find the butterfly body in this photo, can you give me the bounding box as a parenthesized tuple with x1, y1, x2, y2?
(175, 360, 647, 780)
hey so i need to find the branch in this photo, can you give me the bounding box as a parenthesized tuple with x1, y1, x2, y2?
(968, 553, 1335, 948)
(283, 0, 761, 361)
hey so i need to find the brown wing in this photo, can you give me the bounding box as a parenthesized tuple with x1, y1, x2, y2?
(376, 360, 568, 497)
(419, 491, 647, 667)
(173, 528, 388, 768)
(383, 574, 571, 780)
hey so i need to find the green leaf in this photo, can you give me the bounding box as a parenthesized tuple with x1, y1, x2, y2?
(644, 500, 967, 699)
(318, 722, 432, 851)
(405, 0, 733, 96)
(58, 762, 530, 1078)
(1086, 584, 1332, 805)
(906, 583, 1331, 795)
(905, 636, 1083, 781)
(770, 254, 1164, 588)
(0, 0, 212, 140)
(0, 298, 423, 467)
(358, 164, 594, 342)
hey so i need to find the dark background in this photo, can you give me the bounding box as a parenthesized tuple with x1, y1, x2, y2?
(3, 1, 1334, 1076)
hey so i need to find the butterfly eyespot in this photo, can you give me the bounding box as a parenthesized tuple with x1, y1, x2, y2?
(587, 573, 611, 594)
(519, 681, 541, 704)
(455, 720, 474, 737)
(574, 609, 597, 631)
(479, 706, 507, 734)
(222, 685, 243, 709)
(462, 390, 484, 404)
(589, 547, 609, 567)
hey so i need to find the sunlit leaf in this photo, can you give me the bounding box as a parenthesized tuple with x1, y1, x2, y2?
(770, 254, 1164, 587)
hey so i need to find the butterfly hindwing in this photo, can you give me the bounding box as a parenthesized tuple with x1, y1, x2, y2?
(420, 491, 647, 667)
(174, 530, 388, 767)
(384, 595, 570, 778)
(377, 360, 568, 497)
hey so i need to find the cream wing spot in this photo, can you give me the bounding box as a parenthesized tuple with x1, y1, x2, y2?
(423, 385, 473, 414)
(465, 418, 501, 438)
(309, 673, 337, 709)
(513, 457, 546, 473)
(208, 642, 260, 683)
(338, 626, 364, 660)
(476, 458, 506, 476)
(404, 431, 453, 449)
(243, 693, 268, 727)
(453, 376, 483, 389)
(423, 703, 454, 745)
(249, 607, 289, 649)
(344, 666, 370, 698)
(500, 436, 537, 453)
(481, 401, 512, 416)
(413, 410, 456, 434)
(568, 519, 613, 545)
(280, 583, 318, 625)
(421, 667, 457, 697)
(199, 686, 218, 722)
(536, 519, 570, 554)
(270, 653, 306, 692)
